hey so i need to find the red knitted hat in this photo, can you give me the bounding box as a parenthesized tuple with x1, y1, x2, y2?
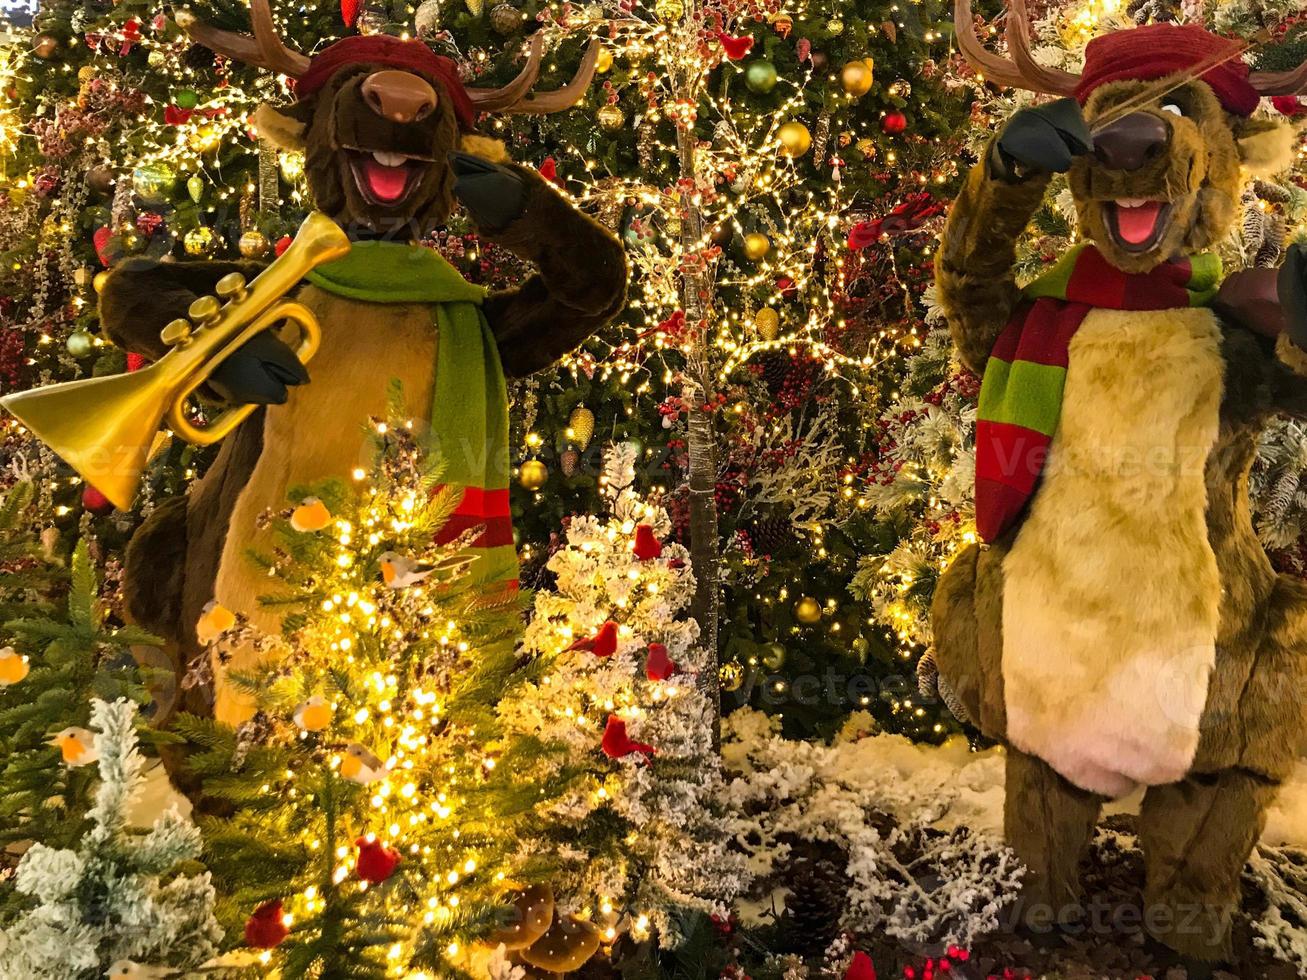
(1073, 24, 1259, 117)
(295, 35, 477, 130)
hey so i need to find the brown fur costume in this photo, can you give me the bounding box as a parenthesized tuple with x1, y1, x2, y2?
(934, 2, 1307, 962)
(99, 26, 625, 749)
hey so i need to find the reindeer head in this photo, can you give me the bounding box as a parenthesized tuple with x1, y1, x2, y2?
(178, 0, 598, 236)
(956, 0, 1304, 273)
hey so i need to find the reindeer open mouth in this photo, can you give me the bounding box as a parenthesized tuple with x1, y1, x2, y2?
(345, 148, 433, 206)
(1103, 198, 1173, 253)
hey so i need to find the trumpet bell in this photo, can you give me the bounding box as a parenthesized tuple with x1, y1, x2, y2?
(1, 365, 168, 512)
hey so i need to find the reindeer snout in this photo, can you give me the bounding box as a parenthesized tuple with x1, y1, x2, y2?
(1092, 111, 1169, 172)
(362, 70, 438, 124)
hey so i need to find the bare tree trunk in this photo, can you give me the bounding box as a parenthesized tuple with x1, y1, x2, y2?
(674, 121, 721, 743)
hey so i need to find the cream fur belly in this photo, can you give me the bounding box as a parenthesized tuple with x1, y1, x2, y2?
(1001, 307, 1224, 799)
(211, 287, 438, 724)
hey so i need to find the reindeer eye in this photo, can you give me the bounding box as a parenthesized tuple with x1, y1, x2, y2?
(1161, 103, 1184, 117)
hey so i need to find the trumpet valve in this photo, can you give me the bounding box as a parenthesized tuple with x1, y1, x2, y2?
(161, 318, 193, 347)
(187, 294, 221, 326)
(215, 272, 249, 302)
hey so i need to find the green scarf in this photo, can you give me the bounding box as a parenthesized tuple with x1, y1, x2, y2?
(307, 240, 517, 587)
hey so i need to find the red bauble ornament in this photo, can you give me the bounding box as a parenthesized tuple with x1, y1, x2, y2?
(244, 899, 290, 949)
(845, 951, 876, 980)
(601, 715, 655, 760)
(93, 226, 114, 267)
(633, 524, 663, 560)
(569, 620, 619, 658)
(881, 111, 908, 135)
(126, 352, 148, 372)
(776, 276, 798, 300)
(274, 235, 293, 257)
(538, 157, 560, 184)
(355, 836, 401, 883)
(341, 0, 361, 26)
(82, 486, 114, 515)
(645, 642, 677, 681)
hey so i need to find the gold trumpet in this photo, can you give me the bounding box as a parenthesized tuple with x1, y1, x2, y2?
(0, 211, 351, 511)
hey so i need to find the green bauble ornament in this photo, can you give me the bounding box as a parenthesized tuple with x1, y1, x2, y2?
(186, 175, 204, 203)
(745, 60, 778, 94)
(183, 226, 215, 256)
(65, 330, 94, 358)
(131, 163, 175, 206)
(624, 437, 644, 456)
(175, 88, 199, 109)
(827, 17, 845, 34)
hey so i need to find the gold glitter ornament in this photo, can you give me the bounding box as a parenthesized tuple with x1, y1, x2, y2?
(567, 405, 595, 450)
(754, 307, 780, 340)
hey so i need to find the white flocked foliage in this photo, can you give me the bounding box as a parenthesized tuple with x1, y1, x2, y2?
(0, 698, 222, 979)
(498, 442, 750, 946)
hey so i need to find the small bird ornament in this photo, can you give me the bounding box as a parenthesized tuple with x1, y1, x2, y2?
(195, 600, 237, 644)
(49, 726, 98, 767)
(0, 646, 29, 686)
(293, 695, 333, 732)
(107, 962, 173, 980)
(290, 496, 332, 532)
(378, 551, 433, 589)
(340, 743, 386, 783)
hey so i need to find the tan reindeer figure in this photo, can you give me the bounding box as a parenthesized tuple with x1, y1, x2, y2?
(99, 5, 626, 742)
(931, 0, 1307, 964)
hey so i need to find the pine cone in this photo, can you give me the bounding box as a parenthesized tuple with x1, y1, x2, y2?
(182, 43, 216, 71)
(759, 350, 792, 395)
(748, 515, 792, 556)
(780, 840, 850, 955)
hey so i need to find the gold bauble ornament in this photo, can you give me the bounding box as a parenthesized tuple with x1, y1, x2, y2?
(93, 270, 111, 294)
(777, 121, 812, 157)
(595, 46, 613, 73)
(32, 34, 59, 59)
(855, 137, 877, 159)
(147, 49, 166, 68)
(742, 232, 771, 261)
(239, 229, 269, 258)
(568, 405, 596, 450)
(183, 226, 216, 256)
(794, 596, 822, 624)
(887, 78, 911, 98)
(66, 330, 94, 358)
(77, 65, 97, 83)
(654, 0, 684, 21)
(518, 459, 549, 491)
(597, 103, 625, 131)
(753, 307, 780, 341)
(719, 661, 745, 692)
(841, 60, 874, 97)
(490, 2, 522, 33)
(761, 642, 786, 670)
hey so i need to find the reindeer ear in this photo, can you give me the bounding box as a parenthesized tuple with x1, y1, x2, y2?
(458, 134, 509, 163)
(253, 102, 310, 152)
(1236, 117, 1298, 177)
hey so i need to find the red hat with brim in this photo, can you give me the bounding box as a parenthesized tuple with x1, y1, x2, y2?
(295, 35, 477, 131)
(1073, 24, 1259, 117)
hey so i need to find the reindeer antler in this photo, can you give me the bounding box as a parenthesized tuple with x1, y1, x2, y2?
(1250, 62, 1307, 97)
(176, 0, 310, 77)
(467, 37, 601, 114)
(954, 0, 1080, 95)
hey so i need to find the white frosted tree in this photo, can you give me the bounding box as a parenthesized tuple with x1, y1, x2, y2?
(0, 698, 222, 979)
(497, 443, 750, 949)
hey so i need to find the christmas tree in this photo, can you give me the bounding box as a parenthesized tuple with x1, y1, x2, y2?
(0, 530, 157, 892)
(0, 697, 223, 979)
(498, 442, 749, 955)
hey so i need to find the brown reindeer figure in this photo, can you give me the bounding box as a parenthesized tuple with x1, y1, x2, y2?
(99, 4, 626, 736)
(931, 0, 1307, 964)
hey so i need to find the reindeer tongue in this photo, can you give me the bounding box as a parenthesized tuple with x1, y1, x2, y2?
(1114, 200, 1163, 246)
(360, 158, 410, 203)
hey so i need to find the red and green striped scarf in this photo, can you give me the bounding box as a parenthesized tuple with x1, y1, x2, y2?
(307, 240, 517, 588)
(975, 242, 1221, 543)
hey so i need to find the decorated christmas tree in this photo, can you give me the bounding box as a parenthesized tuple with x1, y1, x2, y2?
(498, 442, 749, 957)
(0, 697, 224, 979)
